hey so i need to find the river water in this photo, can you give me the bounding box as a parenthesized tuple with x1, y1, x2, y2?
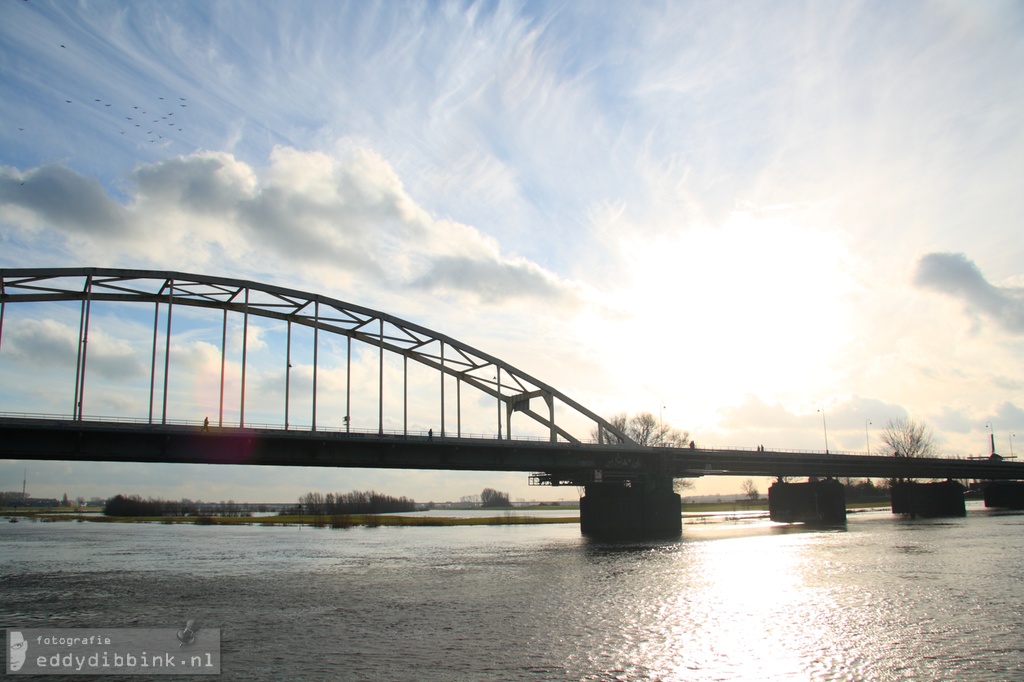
(2, 503, 1022, 681)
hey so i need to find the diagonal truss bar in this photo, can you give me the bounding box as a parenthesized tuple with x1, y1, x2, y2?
(0, 267, 635, 446)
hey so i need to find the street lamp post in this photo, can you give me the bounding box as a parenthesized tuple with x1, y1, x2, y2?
(1011, 433, 1016, 459)
(495, 372, 501, 440)
(986, 421, 995, 456)
(818, 407, 829, 454)
(652, 404, 667, 447)
(865, 419, 872, 455)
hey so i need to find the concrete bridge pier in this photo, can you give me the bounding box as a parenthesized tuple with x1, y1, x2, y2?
(579, 477, 681, 539)
(768, 479, 846, 524)
(890, 479, 966, 518)
(982, 481, 1024, 510)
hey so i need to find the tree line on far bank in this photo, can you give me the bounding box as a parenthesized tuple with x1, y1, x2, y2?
(457, 488, 513, 507)
(298, 490, 416, 515)
(103, 495, 252, 517)
(102, 490, 418, 518)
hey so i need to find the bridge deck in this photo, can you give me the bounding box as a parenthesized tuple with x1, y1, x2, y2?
(3, 417, 1024, 483)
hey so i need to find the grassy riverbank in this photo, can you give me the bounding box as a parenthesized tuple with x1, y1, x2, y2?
(2, 509, 579, 528)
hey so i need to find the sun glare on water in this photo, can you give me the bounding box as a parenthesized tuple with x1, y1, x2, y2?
(634, 531, 847, 680)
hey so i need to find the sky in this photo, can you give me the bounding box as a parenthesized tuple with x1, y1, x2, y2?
(2, 0, 1024, 504)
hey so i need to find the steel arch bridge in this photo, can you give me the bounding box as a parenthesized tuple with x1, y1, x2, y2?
(5, 266, 1024, 491)
(0, 267, 634, 447)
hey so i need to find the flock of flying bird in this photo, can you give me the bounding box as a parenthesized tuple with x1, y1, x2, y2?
(10, 38, 195, 149)
(53, 43, 192, 146)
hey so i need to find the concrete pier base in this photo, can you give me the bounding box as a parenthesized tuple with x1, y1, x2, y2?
(768, 479, 846, 524)
(983, 481, 1024, 510)
(890, 480, 965, 518)
(580, 479, 681, 540)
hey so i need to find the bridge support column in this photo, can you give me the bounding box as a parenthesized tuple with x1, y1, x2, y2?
(579, 478, 681, 540)
(890, 479, 965, 518)
(768, 479, 846, 524)
(982, 481, 1024, 510)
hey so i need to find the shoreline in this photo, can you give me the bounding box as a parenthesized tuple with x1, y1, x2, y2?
(2, 500, 895, 528)
(3, 510, 579, 528)
(0, 497, 897, 528)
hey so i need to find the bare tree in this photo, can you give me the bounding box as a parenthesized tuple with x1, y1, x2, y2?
(595, 412, 689, 447)
(300, 492, 326, 516)
(880, 418, 936, 458)
(480, 488, 512, 508)
(674, 478, 694, 493)
(592, 412, 693, 492)
(741, 479, 760, 502)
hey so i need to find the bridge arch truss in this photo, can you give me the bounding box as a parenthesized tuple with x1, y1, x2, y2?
(0, 267, 633, 446)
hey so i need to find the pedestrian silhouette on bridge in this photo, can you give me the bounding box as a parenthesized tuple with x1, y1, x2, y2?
(201, 417, 209, 432)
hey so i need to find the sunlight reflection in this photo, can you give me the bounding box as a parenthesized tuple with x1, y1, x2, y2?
(638, 533, 848, 680)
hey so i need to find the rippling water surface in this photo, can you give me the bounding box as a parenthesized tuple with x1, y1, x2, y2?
(2, 503, 1022, 680)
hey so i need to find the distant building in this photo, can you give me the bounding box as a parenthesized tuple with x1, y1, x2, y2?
(0, 491, 28, 507)
(1, 492, 59, 507)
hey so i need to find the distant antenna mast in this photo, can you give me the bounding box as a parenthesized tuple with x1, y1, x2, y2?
(22, 468, 26, 502)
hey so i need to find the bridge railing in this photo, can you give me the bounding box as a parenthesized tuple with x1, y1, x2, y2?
(0, 411, 583, 444)
(687, 444, 991, 460)
(0, 411, 992, 460)
(691, 444, 865, 456)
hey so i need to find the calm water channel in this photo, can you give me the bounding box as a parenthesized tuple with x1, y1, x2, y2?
(2, 503, 1022, 681)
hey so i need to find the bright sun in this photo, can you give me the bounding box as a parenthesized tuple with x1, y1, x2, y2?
(588, 212, 858, 424)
